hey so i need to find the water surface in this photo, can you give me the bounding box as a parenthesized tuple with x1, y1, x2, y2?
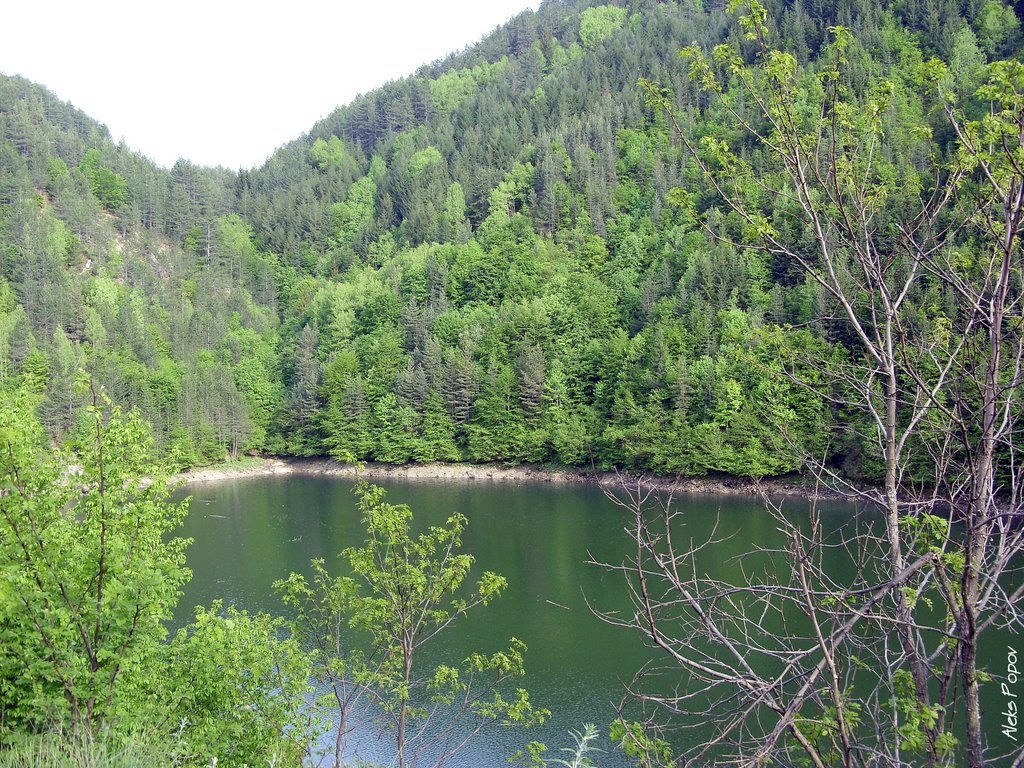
(172, 475, 1011, 765)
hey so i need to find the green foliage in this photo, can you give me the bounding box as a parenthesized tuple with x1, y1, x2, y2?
(277, 482, 546, 767)
(609, 720, 672, 767)
(442, 181, 470, 243)
(429, 59, 509, 115)
(416, 391, 461, 461)
(330, 174, 376, 255)
(889, 670, 959, 759)
(18, 348, 50, 392)
(4, 2, 1024, 762)
(547, 723, 603, 768)
(975, 0, 1020, 55)
(408, 146, 444, 176)
(0, 389, 309, 764)
(157, 603, 313, 767)
(78, 149, 129, 212)
(0, 389, 189, 736)
(0, 728, 176, 768)
(579, 5, 628, 50)
(790, 698, 867, 766)
(46, 158, 68, 193)
(488, 162, 535, 218)
(309, 135, 349, 169)
(2, 0, 1016, 482)
(373, 391, 420, 463)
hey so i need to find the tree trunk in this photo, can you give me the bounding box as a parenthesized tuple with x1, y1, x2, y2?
(885, 363, 939, 767)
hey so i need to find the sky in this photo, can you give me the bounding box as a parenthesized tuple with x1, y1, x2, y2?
(0, 0, 541, 171)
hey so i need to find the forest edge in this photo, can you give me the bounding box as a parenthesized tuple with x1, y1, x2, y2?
(175, 456, 843, 499)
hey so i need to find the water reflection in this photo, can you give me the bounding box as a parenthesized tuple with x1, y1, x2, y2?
(173, 476, 1009, 766)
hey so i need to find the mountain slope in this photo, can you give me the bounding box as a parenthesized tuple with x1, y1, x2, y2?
(0, 0, 1018, 476)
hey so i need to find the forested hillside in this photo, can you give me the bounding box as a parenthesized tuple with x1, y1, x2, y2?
(1, 0, 1019, 477)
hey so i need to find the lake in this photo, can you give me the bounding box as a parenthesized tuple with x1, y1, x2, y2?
(171, 474, 1010, 766)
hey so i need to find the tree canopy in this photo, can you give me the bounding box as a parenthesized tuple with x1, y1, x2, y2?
(0, 0, 1019, 481)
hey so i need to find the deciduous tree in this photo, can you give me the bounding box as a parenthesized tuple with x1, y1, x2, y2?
(277, 482, 546, 768)
(620, 2, 1024, 765)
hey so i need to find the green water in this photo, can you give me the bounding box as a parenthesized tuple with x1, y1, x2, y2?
(171, 475, 1012, 766)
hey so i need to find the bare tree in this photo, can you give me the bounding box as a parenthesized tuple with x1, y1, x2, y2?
(611, 2, 1024, 765)
(596, 478, 968, 767)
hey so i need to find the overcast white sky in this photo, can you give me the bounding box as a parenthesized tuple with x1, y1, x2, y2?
(0, 1, 540, 170)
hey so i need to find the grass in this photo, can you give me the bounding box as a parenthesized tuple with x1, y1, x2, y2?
(0, 730, 171, 768)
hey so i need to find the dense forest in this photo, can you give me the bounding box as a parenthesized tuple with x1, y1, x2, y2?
(0, 0, 1021, 481)
(2, 0, 1024, 765)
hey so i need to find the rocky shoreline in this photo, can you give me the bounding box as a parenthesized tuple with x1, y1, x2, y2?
(176, 456, 840, 500)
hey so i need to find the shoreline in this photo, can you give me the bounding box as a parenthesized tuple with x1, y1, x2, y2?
(175, 456, 840, 500)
